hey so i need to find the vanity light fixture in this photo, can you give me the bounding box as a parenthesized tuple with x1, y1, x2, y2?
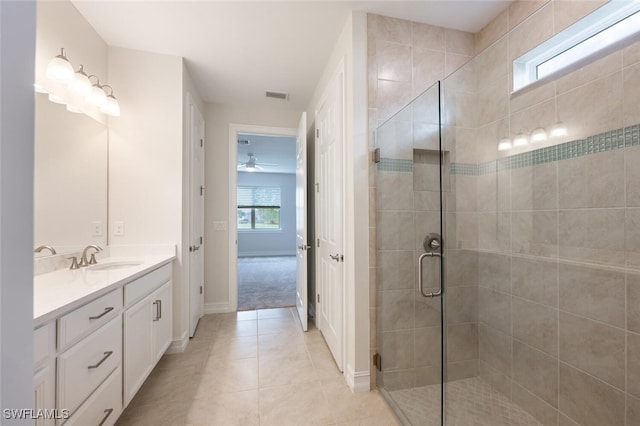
(498, 137, 512, 151)
(45, 48, 74, 83)
(513, 133, 528, 147)
(530, 127, 548, 142)
(550, 121, 568, 137)
(39, 48, 121, 117)
(100, 85, 121, 117)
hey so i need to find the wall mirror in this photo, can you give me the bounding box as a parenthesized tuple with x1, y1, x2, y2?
(34, 93, 108, 256)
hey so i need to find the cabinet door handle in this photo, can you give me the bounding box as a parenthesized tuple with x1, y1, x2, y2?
(89, 307, 114, 320)
(87, 351, 113, 370)
(153, 300, 162, 321)
(98, 408, 114, 426)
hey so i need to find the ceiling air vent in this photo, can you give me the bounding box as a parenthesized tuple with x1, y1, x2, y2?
(265, 90, 289, 101)
(237, 139, 250, 145)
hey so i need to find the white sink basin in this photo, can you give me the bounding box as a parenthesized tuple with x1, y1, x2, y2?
(87, 261, 143, 271)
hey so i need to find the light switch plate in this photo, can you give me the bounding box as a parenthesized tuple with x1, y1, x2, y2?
(91, 221, 103, 236)
(114, 221, 125, 236)
(213, 221, 227, 231)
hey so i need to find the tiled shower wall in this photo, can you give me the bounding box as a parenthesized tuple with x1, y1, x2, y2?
(371, 1, 640, 425)
(367, 13, 475, 389)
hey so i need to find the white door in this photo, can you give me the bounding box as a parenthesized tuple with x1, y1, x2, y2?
(295, 112, 308, 331)
(189, 98, 205, 337)
(316, 68, 344, 370)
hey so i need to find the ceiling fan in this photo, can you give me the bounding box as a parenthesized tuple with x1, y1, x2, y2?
(237, 153, 277, 172)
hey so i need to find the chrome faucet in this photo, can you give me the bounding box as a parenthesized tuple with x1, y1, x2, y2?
(79, 245, 103, 267)
(34, 245, 57, 255)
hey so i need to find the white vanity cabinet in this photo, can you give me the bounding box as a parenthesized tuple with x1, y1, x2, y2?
(33, 257, 174, 426)
(34, 323, 56, 426)
(123, 263, 172, 406)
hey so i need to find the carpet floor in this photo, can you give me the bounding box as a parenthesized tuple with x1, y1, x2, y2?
(237, 256, 296, 311)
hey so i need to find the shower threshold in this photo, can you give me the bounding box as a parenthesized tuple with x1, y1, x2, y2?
(383, 377, 543, 426)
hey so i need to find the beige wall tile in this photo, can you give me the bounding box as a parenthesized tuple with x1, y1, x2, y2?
(414, 190, 440, 212)
(478, 323, 512, 374)
(455, 175, 477, 212)
(558, 263, 625, 328)
(445, 249, 478, 287)
(378, 250, 414, 291)
(624, 62, 640, 127)
(377, 41, 412, 82)
(446, 359, 478, 382)
(553, 0, 608, 35)
(376, 211, 414, 250)
(442, 89, 478, 129)
(559, 363, 625, 426)
(627, 147, 640, 207)
(476, 119, 509, 163)
(511, 162, 558, 211)
(446, 285, 478, 325)
(381, 330, 414, 370)
(411, 22, 444, 51)
(379, 290, 414, 331)
(509, 3, 553, 63)
(628, 332, 640, 398)
(377, 79, 414, 122)
(446, 323, 478, 363)
(509, 73, 555, 113)
(476, 7, 509, 54)
(556, 51, 622, 95)
(412, 48, 445, 96)
(512, 256, 558, 307)
(477, 212, 511, 252)
(628, 272, 640, 334)
(513, 340, 559, 407)
(626, 208, 640, 269)
(556, 72, 623, 140)
(476, 173, 496, 212)
(512, 210, 558, 258)
(479, 358, 512, 397)
(477, 75, 509, 127)
(559, 312, 625, 389)
(624, 39, 640, 67)
(414, 326, 441, 367)
(376, 172, 413, 211)
(375, 15, 412, 45)
(375, 114, 412, 159)
(558, 156, 589, 209)
(381, 369, 415, 391)
(513, 297, 558, 356)
(478, 252, 511, 293)
(509, 100, 557, 147)
(588, 149, 625, 208)
(444, 28, 474, 56)
(628, 394, 640, 426)
(475, 37, 509, 88)
(509, 0, 549, 30)
(511, 381, 559, 426)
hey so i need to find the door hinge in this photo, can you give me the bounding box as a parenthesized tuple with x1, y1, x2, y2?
(316, 128, 320, 138)
(200, 236, 203, 244)
(373, 353, 382, 371)
(200, 139, 203, 147)
(373, 148, 381, 164)
(317, 238, 320, 248)
(200, 185, 204, 196)
(317, 293, 320, 303)
(315, 182, 319, 193)
(200, 286, 203, 295)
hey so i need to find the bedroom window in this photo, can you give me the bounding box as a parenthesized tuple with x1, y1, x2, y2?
(513, 1, 640, 92)
(237, 186, 281, 230)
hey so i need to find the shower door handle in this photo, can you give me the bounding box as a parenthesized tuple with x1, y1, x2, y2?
(418, 252, 442, 298)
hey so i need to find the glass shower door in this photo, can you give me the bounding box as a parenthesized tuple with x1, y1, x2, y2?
(375, 81, 445, 425)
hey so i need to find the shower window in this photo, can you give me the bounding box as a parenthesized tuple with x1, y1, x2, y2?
(513, 0, 640, 91)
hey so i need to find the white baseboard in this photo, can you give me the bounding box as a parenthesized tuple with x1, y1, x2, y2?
(345, 364, 371, 393)
(238, 250, 296, 257)
(204, 302, 234, 314)
(166, 331, 188, 354)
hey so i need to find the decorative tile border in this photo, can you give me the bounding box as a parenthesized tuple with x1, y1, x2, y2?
(450, 123, 640, 176)
(376, 158, 413, 172)
(376, 124, 640, 175)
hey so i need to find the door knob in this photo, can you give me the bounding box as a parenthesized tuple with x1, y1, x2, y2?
(189, 245, 201, 252)
(329, 253, 343, 262)
(298, 244, 311, 251)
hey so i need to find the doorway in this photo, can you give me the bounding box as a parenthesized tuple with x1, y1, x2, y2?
(228, 125, 300, 313)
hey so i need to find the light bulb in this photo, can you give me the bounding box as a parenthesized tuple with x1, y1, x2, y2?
(550, 122, 568, 137)
(100, 94, 121, 117)
(86, 84, 107, 107)
(531, 127, 548, 142)
(68, 65, 92, 96)
(45, 48, 74, 83)
(513, 133, 528, 147)
(498, 137, 512, 151)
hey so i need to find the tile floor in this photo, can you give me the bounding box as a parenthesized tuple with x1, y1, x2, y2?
(388, 377, 542, 426)
(116, 308, 400, 426)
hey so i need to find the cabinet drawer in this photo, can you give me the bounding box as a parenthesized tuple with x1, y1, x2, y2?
(34, 322, 55, 372)
(63, 366, 122, 426)
(58, 288, 122, 350)
(57, 316, 122, 414)
(124, 263, 171, 307)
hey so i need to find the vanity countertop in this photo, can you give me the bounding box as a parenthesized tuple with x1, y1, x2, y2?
(34, 254, 175, 327)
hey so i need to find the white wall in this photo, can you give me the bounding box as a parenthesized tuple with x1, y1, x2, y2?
(0, 0, 36, 421)
(204, 103, 300, 312)
(107, 47, 188, 346)
(237, 172, 296, 257)
(306, 12, 370, 392)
